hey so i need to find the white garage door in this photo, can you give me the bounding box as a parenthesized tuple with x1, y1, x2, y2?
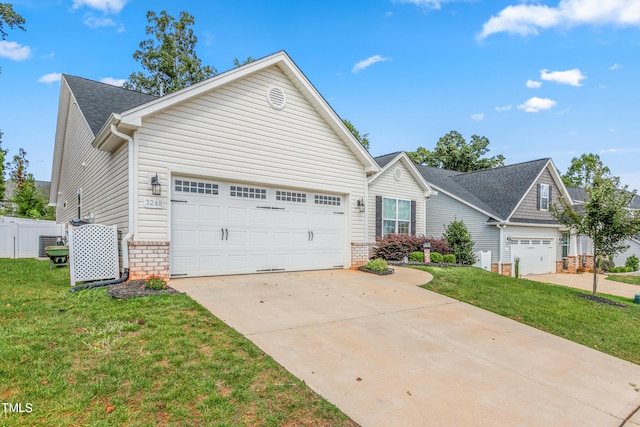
(511, 238, 556, 275)
(170, 178, 346, 277)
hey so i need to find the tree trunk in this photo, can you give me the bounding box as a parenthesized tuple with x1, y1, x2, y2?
(592, 266, 598, 296)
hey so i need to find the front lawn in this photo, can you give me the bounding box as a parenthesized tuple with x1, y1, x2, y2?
(419, 266, 640, 365)
(606, 274, 640, 286)
(0, 259, 355, 426)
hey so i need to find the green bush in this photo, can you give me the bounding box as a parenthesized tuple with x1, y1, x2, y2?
(442, 254, 456, 263)
(600, 258, 615, 272)
(626, 254, 639, 271)
(443, 219, 476, 265)
(609, 266, 632, 273)
(364, 258, 388, 272)
(409, 251, 424, 262)
(145, 275, 166, 290)
(430, 252, 443, 263)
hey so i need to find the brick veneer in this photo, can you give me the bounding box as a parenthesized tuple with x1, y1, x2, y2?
(128, 241, 170, 281)
(492, 262, 513, 276)
(351, 242, 374, 269)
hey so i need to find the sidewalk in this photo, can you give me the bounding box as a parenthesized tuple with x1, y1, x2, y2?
(526, 273, 640, 300)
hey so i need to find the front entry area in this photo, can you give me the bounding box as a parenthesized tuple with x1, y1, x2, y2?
(170, 177, 346, 277)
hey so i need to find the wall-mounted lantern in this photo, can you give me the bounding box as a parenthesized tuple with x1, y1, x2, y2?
(151, 174, 161, 196)
(356, 198, 365, 212)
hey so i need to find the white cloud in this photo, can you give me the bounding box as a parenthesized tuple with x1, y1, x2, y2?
(526, 79, 542, 88)
(352, 55, 390, 73)
(471, 113, 485, 121)
(72, 0, 127, 14)
(38, 73, 62, 84)
(496, 104, 512, 111)
(610, 63, 622, 70)
(101, 77, 125, 86)
(518, 97, 557, 113)
(540, 68, 586, 86)
(479, 0, 640, 39)
(394, 0, 445, 10)
(83, 14, 116, 28)
(0, 41, 31, 61)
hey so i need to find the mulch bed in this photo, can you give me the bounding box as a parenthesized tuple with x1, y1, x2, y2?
(575, 293, 627, 308)
(106, 279, 182, 299)
(358, 266, 395, 275)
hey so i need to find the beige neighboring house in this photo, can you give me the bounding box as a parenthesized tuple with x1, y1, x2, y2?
(50, 51, 434, 280)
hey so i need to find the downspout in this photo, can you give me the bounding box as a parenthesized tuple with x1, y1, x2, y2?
(70, 124, 134, 292)
(497, 223, 507, 275)
(364, 171, 369, 245)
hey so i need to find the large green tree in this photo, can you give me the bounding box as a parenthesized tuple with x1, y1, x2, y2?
(561, 153, 610, 188)
(342, 119, 370, 151)
(0, 3, 25, 40)
(551, 164, 640, 296)
(408, 131, 505, 171)
(8, 148, 53, 219)
(124, 10, 216, 96)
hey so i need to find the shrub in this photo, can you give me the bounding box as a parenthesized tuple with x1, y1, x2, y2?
(145, 275, 166, 290)
(425, 237, 451, 255)
(626, 254, 639, 271)
(609, 266, 632, 273)
(409, 251, 424, 262)
(442, 254, 456, 263)
(372, 234, 425, 261)
(514, 257, 520, 278)
(364, 258, 388, 272)
(443, 220, 476, 265)
(430, 252, 443, 263)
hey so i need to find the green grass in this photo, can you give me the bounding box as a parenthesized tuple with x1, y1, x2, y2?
(0, 259, 356, 427)
(606, 274, 640, 286)
(419, 266, 640, 365)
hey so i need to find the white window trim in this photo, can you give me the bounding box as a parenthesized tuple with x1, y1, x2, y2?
(382, 197, 411, 236)
(539, 183, 550, 211)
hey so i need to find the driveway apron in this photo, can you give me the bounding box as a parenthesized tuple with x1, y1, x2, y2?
(171, 268, 640, 427)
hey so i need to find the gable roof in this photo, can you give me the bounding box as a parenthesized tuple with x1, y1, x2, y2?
(371, 152, 434, 196)
(568, 186, 640, 209)
(418, 158, 568, 222)
(62, 74, 157, 136)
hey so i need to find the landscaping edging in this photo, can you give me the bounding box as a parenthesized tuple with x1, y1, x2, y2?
(358, 266, 395, 275)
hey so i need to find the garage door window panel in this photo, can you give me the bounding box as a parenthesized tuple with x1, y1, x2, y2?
(174, 179, 219, 195)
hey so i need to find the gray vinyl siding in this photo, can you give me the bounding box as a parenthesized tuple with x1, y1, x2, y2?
(613, 240, 640, 266)
(511, 167, 561, 221)
(368, 161, 426, 240)
(55, 87, 129, 235)
(134, 65, 367, 242)
(425, 192, 500, 262)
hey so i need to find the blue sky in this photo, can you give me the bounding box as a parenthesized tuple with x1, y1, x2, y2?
(1, 0, 640, 191)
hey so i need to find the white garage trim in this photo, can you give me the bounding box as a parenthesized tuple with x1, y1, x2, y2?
(170, 176, 347, 277)
(511, 237, 556, 275)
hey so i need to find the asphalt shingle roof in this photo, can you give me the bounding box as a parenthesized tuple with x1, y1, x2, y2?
(63, 74, 157, 136)
(414, 157, 551, 221)
(373, 152, 402, 169)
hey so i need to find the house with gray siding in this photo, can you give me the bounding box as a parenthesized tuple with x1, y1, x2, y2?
(50, 51, 390, 280)
(418, 158, 572, 276)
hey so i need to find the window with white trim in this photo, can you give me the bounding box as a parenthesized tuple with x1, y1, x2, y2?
(382, 198, 411, 236)
(276, 190, 306, 203)
(314, 194, 341, 206)
(539, 183, 550, 210)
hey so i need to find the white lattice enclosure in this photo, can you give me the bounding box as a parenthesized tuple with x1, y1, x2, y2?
(68, 224, 119, 287)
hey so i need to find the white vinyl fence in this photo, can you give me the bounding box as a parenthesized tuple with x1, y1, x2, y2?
(0, 216, 65, 259)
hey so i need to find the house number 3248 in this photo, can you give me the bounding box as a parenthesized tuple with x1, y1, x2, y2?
(143, 198, 164, 209)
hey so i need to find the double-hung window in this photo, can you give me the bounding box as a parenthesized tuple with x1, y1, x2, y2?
(539, 183, 549, 210)
(382, 198, 411, 236)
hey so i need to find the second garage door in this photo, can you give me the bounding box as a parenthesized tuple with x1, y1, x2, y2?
(510, 237, 556, 275)
(171, 177, 346, 277)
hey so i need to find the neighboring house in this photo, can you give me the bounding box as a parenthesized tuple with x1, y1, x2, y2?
(51, 51, 390, 280)
(1, 180, 51, 214)
(418, 158, 572, 276)
(566, 187, 640, 268)
(370, 152, 434, 240)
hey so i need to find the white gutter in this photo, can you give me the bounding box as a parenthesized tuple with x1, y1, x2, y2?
(110, 124, 135, 269)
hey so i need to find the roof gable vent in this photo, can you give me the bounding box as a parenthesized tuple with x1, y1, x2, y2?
(266, 85, 286, 110)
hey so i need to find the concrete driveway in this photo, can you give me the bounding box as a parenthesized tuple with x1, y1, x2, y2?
(171, 268, 640, 427)
(527, 272, 640, 300)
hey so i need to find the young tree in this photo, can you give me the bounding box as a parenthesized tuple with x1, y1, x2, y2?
(124, 10, 216, 96)
(342, 119, 370, 151)
(0, 3, 25, 40)
(443, 219, 476, 265)
(8, 148, 53, 219)
(0, 130, 6, 202)
(408, 131, 505, 171)
(551, 165, 640, 296)
(561, 153, 610, 188)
